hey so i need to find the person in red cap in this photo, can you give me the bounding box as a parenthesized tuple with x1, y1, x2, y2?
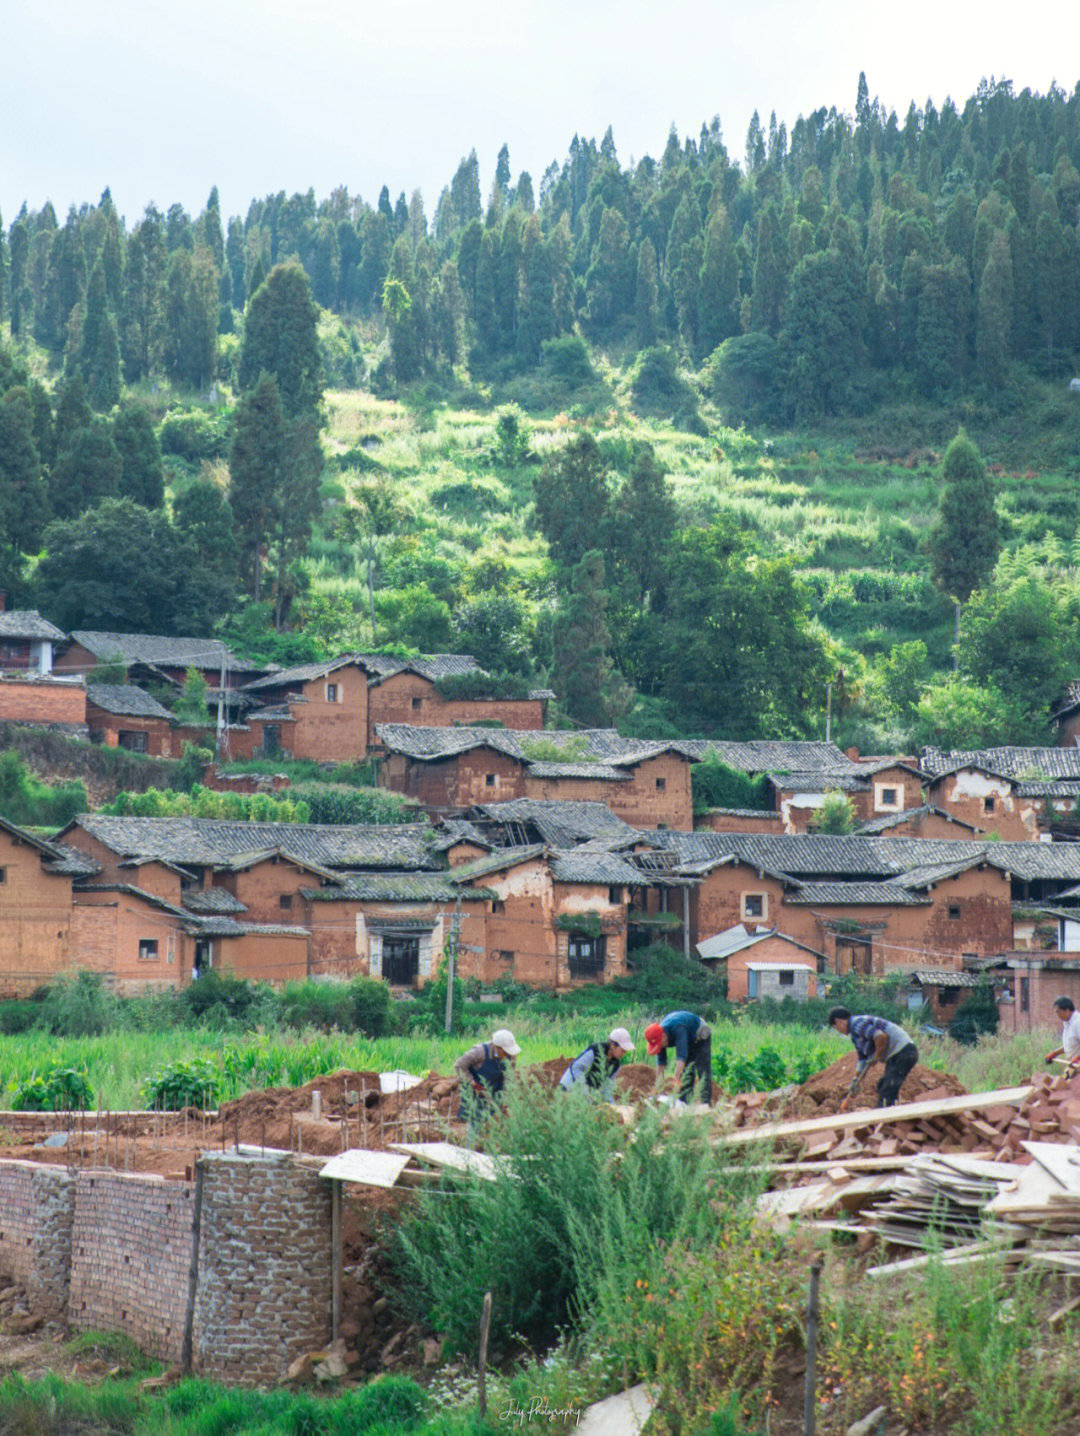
(645, 1011, 712, 1104)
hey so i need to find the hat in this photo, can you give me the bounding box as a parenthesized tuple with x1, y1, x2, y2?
(608, 1027, 635, 1053)
(645, 1022, 666, 1056)
(492, 1028, 521, 1057)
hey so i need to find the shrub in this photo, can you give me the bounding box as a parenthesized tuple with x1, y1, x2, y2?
(948, 982, 1000, 1045)
(38, 971, 115, 1036)
(691, 756, 773, 814)
(182, 971, 259, 1023)
(142, 1057, 220, 1110)
(158, 409, 231, 461)
(433, 671, 534, 702)
(0, 749, 88, 828)
(0, 998, 44, 1034)
(277, 978, 395, 1036)
(541, 334, 595, 387)
(12, 1064, 94, 1111)
(290, 783, 418, 825)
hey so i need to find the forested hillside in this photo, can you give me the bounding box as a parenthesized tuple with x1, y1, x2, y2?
(2, 74, 1080, 753)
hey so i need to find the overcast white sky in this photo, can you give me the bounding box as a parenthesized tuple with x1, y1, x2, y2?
(3, 1, 1076, 228)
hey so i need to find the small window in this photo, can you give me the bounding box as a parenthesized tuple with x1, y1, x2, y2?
(880, 788, 897, 806)
(741, 892, 766, 920)
(326, 683, 339, 703)
(0, 867, 6, 884)
(485, 773, 496, 787)
(1020, 976, 1030, 1013)
(568, 934, 606, 977)
(491, 898, 505, 914)
(655, 776, 666, 790)
(279, 894, 293, 910)
(498, 950, 514, 964)
(138, 939, 159, 961)
(938, 986, 959, 1005)
(984, 796, 995, 814)
(411, 696, 422, 710)
(120, 730, 148, 753)
(778, 970, 795, 987)
(948, 904, 961, 920)
(608, 885, 623, 905)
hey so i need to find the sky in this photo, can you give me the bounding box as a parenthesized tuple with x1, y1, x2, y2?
(2, 0, 1077, 228)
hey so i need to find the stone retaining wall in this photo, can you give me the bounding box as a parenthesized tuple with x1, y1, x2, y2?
(0, 1161, 75, 1320)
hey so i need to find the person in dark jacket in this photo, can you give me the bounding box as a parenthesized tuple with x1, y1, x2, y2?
(829, 1007, 918, 1109)
(453, 1028, 521, 1122)
(645, 1011, 712, 1104)
(559, 1027, 635, 1101)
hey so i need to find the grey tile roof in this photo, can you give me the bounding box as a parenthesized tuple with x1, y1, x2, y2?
(770, 770, 869, 792)
(246, 704, 297, 722)
(0, 610, 66, 642)
(192, 917, 310, 938)
(375, 724, 679, 771)
(67, 815, 440, 871)
(447, 844, 548, 882)
(550, 846, 650, 886)
(469, 799, 641, 849)
(301, 873, 491, 902)
(892, 856, 988, 888)
(363, 652, 481, 683)
(86, 683, 174, 720)
(182, 888, 248, 914)
(430, 819, 495, 852)
(674, 739, 852, 772)
(69, 631, 263, 673)
(243, 654, 370, 691)
(526, 761, 630, 780)
(784, 881, 931, 906)
(1051, 681, 1080, 720)
(42, 842, 101, 878)
(920, 745, 1080, 780)
(911, 969, 980, 986)
(854, 805, 982, 835)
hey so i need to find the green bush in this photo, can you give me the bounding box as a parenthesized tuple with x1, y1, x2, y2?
(182, 971, 260, 1023)
(101, 784, 309, 822)
(0, 749, 88, 828)
(433, 671, 534, 702)
(541, 334, 595, 387)
(290, 783, 418, 825)
(948, 982, 1000, 1045)
(277, 978, 395, 1037)
(142, 1057, 220, 1110)
(691, 756, 773, 814)
(11, 1064, 94, 1111)
(158, 408, 231, 461)
(0, 998, 43, 1034)
(38, 971, 116, 1036)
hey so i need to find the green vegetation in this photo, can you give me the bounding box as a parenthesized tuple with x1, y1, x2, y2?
(691, 756, 773, 813)
(0, 749, 87, 828)
(99, 784, 310, 821)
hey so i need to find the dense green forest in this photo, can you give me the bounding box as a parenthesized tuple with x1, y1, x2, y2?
(2, 74, 1080, 751)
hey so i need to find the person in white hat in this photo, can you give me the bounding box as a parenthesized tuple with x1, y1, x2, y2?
(558, 1027, 635, 1102)
(453, 1028, 521, 1121)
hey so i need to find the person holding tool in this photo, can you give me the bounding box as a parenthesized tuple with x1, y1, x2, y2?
(829, 1007, 918, 1109)
(454, 1028, 521, 1122)
(1044, 995, 1080, 1071)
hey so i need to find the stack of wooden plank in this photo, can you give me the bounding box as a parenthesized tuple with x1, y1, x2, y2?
(862, 1153, 1019, 1248)
(986, 1141, 1080, 1250)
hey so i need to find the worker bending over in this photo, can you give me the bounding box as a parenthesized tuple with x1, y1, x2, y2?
(829, 1007, 918, 1109)
(645, 1011, 712, 1104)
(559, 1027, 635, 1102)
(454, 1027, 521, 1122)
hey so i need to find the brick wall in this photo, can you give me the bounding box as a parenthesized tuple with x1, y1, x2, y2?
(367, 671, 544, 744)
(0, 830, 74, 997)
(69, 1171, 194, 1362)
(0, 1151, 335, 1386)
(0, 676, 86, 725)
(0, 1161, 75, 1320)
(194, 1151, 332, 1386)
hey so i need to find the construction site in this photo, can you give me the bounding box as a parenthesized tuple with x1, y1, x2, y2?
(1, 1049, 1079, 1432)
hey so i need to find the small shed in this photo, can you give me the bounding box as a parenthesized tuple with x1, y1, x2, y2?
(907, 967, 980, 1021)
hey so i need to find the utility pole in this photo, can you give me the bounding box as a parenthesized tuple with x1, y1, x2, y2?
(216, 646, 227, 761)
(825, 682, 832, 743)
(445, 895, 462, 1034)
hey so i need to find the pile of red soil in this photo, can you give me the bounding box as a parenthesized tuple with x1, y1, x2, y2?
(785, 1051, 967, 1120)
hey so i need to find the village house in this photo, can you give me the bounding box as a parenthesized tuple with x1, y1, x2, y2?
(682, 739, 925, 834)
(0, 673, 88, 735)
(85, 683, 180, 756)
(696, 923, 823, 1001)
(53, 630, 269, 696)
(920, 745, 1080, 839)
(375, 724, 693, 828)
(0, 607, 66, 675)
(0, 818, 89, 997)
(1051, 681, 1080, 746)
(975, 952, 1080, 1038)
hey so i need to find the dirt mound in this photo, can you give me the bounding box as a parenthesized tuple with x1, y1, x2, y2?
(615, 1062, 659, 1099)
(787, 1051, 966, 1119)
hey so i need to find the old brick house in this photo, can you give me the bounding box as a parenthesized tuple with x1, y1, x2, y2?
(55, 631, 268, 694)
(85, 684, 177, 755)
(376, 724, 694, 828)
(696, 924, 823, 1002)
(0, 674, 87, 734)
(920, 745, 1080, 839)
(0, 608, 66, 675)
(0, 819, 88, 997)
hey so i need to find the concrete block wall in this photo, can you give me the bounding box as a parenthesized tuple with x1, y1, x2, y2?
(0, 1161, 75, 1320)
(194, 1151, 333, 1386)
(69, 1172, 195, 1363)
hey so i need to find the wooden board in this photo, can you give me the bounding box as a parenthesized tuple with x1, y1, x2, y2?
(719, 1086, 1034, 1147)
(319, 1149, 411, 1187)
(1022, 1141, 1080, 1193)
(389, 1141, 509, 1182)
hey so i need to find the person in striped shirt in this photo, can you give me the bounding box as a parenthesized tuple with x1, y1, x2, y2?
(829, 1007, 918, 1109)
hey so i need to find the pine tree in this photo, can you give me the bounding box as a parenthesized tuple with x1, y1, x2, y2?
(0, 388, 49, 571)
(931, 428, 1000, 609)
(976, 229, 1012, 386)
(77, 261, 120, 410)
(49, 418, 122, 521)
(634, 237, 660, 347)
(553, 550, 631, 727)
(229, 373, 286, 603)
(239, 261, 322, 418)
(112, 404, 164, 508)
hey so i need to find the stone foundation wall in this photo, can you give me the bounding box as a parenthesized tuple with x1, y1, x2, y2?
(0, 1161, 75, 1320)
(194, 1151, 333, 1386)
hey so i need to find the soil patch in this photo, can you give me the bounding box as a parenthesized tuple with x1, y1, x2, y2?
(785, 1051, 967, 1119)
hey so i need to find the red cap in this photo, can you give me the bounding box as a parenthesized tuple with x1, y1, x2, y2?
(645, 1022, 666, 1056)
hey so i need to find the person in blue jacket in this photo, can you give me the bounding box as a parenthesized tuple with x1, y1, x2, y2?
(453, 1028, 521, 1122)
(645, 1011, 712, 1104)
